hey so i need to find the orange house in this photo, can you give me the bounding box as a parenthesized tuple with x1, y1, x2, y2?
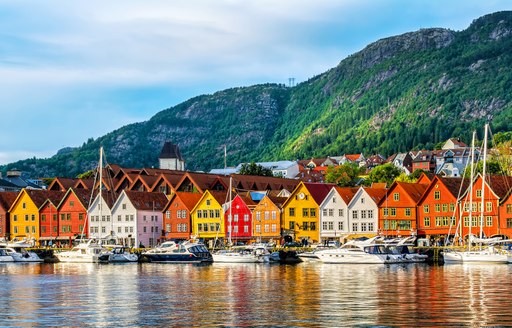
(378, 182, 427, 236)
(416, 176, 469, 239)
(252, 195, 286, 244)
(460, 174, 512, 239)
(163, 192, 202, 241)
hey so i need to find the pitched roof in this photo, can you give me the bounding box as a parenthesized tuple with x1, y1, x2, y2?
(363, 187, 388, 204)
(124, 191, 168, 211)
(48, 177, 77, 191)
(437, 176, 470, 198)
(303, 182, 336, 205)
(395, 182, 428, 203)
(24, 190, 66, 209)
(0, 192, 18, 210)
(334, 187, 358, 204)
(485, 175, 512, 200)
(174, 192, 203, 211)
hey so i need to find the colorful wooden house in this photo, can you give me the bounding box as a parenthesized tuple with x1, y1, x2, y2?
(347, 186, 387, 238)
(190, 190, 226, 247)
(252, 195, 286, 244)
(111, 190, 168, 247)
(163, 192, 202, 241)
(55, 188, 91, 246)
(0, 192, 18, 240)
(319, 187, 357, 243)
(88, 190, 118, 240)
(224, 194, 256, 244)
(416, 176, 469, 240)
(378, 182, 428, 236)
(459, 174, 512, 239)
(281, 182, 335, 244)
(39, 192, 66, 246)
(9, 189, 65, 245)
(498, 177, 512, 238)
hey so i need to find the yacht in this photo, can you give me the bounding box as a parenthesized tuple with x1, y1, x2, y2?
(443, 245, 508, 264)
(0, 241, 43, 262)
(212, 245, 270, 263)
(55, 239, 111, 263)
(142, 241, 213, 263)
(315, 237, 401, 264)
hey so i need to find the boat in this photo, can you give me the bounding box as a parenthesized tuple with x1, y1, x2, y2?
(315, 237, 402, 264)
(212, 245, 270, 263)
(442, 125, 508, 264)
(384, 236, 428, 263)
(99, 246, 138, 263)
(142, 240, 213, 263)
(55, 239, 111, 263)
(0, 241, 43, 263)
(0, 248, 14, 262)
(269, 250, 303, 264)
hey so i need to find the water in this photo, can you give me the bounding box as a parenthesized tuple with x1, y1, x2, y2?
(1, 262, 511, 327)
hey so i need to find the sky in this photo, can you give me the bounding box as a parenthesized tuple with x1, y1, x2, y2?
(0, 0, 510, 165)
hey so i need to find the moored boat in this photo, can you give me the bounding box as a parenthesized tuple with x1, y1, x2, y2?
(99, 246, 138, 263)
(212, 245, 270, 263)
(142, 240, 212, 263)
(55, 239, 111, 263)
(0, 241, 43, 263)
(0, 248, 14, 262)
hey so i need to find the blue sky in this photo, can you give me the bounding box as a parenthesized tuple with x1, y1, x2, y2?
(0, 0, 510, 165)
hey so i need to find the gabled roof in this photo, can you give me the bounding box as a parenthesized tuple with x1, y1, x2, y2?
(393, 182, 428, 204)
(57, 188, 95, 210)
(417, 176, 470, 205)
(173, 192, 203, 211)
(129, 174, 159, 191)
(485, 175, 512, 200)
(175, 172, 227, 193)
(303, 182, 336, 205)
(14, 189, 66, 211)
(159, 141, 183, 160)
(0, 192, 18, 210)
(124, 191, 168, 211)
(47, 177, 77, 191)
(74, 178, 94, 189)
(363, 187, 388, 204)
(334, 186, 358, 204)
(344, 154, 363, 162)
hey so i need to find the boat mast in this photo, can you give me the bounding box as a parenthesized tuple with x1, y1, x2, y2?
(228, 176, 232, 246)
(468, 131, 476, 251)
(99, 147, 103, 243)
(479, 124, 489, 247)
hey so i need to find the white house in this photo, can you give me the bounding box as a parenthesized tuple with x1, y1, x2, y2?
(319, 186, 358, 243)
(88, 191, 116, 240)
(347, 187, 387, 236)
(110, 190, 168, 248)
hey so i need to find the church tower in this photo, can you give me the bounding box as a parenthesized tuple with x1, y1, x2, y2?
(159, 141, 185, 171)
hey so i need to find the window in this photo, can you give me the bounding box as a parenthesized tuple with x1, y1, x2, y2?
(442, 204, 448, 212)
(264, 211, 269, 220)
(310, 208, 316, 217)
(352, 223, 358, 232)
(25, 215, 29, 221)
(70, 201, 74, 207)
(302, 208, 309, 217)
(303, 222, 309, 231)
(143, 227, 147, 233)
(118, 227, 122, 233)
(368, 210, 373, 219)
(368, 223, 374, 231)
(405, 208, 411, 217)
(361, 210, 367, 219)
(393, 193, 399, 201)
(338, 209, 344, 217)
(271, 224, 277, 232)
(272, 211, 277, 220)
(507, 218, 512, 228)
(118, 215, 122, 222)
(390, 208, 396, 216)
(383, 208, 389, 216)
(310, 222, 316, 231)
(206, 200, 211, 206)
(256, 212, 261, 221)
(486, 202, 492, 212)
(338, 222, 344, 231)
(256, 224, 261, 233)
(450, 203, 455, 212)
(289, 221, 295, 230)
(234, 214, 239, 222)
(244, 214, 249, 222)
(215, 210, 220, 218)
(122, 204, 127, 210)
(486, 216, 493, 227)
(289, 208, 295, 217)
(244, 225, 249, 233)
(322, 209, 327, 216)
(41, 214, 46, 222)
(507, 204, 512, 214)
(22, 202, 26, 209)
(328, 209, 334, 216)
(434, 191, 440, 200)
(423, 205, 429, 214)
(435, 204, 440, 212)
(476, 189, 482, 198)
(328, 221, 333, 230)
(435, 217, 442, 226)
(361, 197, 365, 204)
(13, 215, 17, 222)
(352, 211, 358, 219)
(442, 216, 449, 226)
(361, 223, 367, 232)
(166, 211, 171, 219)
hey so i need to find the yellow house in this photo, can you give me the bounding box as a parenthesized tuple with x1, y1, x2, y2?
(281, 182, 335, 244)
(8, 189, 57, 244)
(190, 190, 227, 246)
(252, 195, 286, 244)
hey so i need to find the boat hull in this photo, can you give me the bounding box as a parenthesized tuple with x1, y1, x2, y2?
(443, 250, 508, 263)
(144, 253, 212, 263)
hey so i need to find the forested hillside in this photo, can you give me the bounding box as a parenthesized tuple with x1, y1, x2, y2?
(2, 11, 512, 178)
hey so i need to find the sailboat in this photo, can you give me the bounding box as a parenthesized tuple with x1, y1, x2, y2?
(443, 124, 508, 263)
(212, 177, 269, 263)
(55, 147, 111, 263)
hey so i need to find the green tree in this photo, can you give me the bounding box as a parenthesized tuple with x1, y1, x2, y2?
(463, 160, 504, 178)
(239, 162, 274, 177)
(367, 163, 403, 186)
(325, 163, 363, 187)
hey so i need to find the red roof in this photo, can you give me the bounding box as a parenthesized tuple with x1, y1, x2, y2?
(334, 187, 358, 204)
(303, 182, 336, 205)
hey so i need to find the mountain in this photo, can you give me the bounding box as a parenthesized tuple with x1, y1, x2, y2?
(2, 11, 512, 178)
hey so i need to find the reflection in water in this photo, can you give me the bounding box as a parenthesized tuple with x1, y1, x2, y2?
(0, 262, 512, 326)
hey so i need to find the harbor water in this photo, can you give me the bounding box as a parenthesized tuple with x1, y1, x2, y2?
(1, 262, 512, 327)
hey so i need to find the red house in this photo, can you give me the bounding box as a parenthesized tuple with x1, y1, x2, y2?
(39, 191, 66, 246)
(460, 174, 512, 239)
(499, 177, 512, 238)
(56, 188, 92, 245)
(417, 176, 469, 239)
(378, 182, 427, 236)
(0, 192, 18, 240)
(225, 194, 256, 244)
(163, 192, 202, 241)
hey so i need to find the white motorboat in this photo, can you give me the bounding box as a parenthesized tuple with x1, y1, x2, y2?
(315, 237, 402, 264)
(55, 239, 111, 263)
(0, 248, 14, 262)
(99, 246, 138, 263)
(385, 236, 428, 263)
(0, 241, 43, 262)
(212, 246, 270, 263)
(142, 240, 213, 263)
